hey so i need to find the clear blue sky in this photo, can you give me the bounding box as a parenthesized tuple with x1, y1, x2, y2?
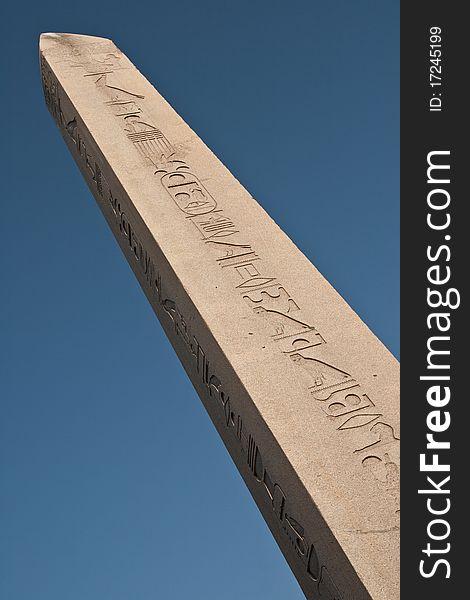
(0, 2, 398, 599)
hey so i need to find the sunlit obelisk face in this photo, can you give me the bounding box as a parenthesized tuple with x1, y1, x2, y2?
(41, 33, 399, 600)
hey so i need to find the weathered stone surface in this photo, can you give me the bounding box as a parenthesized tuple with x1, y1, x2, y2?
(40, 33, 399, 600)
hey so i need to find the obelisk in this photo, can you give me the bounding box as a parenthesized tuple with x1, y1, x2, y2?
(40, 33, 399, 600)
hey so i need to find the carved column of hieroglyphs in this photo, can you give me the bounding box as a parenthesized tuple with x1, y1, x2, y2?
(40, 33, 399, 600)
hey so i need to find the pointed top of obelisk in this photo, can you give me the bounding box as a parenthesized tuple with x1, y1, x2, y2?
(39, 32, 112, 53)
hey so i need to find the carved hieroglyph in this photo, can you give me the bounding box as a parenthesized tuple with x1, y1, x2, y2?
(40, 33, 399, 600)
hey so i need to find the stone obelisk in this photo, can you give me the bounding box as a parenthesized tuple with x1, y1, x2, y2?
(40, 33, 399, 600)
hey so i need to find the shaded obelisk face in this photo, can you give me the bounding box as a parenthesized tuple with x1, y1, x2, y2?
(40, 33, 399, 600)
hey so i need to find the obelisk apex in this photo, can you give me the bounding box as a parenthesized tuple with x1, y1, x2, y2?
(40, 33, 399, 600)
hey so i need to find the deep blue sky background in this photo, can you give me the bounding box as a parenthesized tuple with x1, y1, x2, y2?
(1, 2, 399, 599)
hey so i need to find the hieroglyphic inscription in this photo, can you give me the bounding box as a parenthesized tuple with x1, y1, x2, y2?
(41, 46, 397, 598)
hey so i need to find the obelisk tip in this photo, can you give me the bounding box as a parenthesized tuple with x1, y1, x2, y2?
(39, 32, 112, 53)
